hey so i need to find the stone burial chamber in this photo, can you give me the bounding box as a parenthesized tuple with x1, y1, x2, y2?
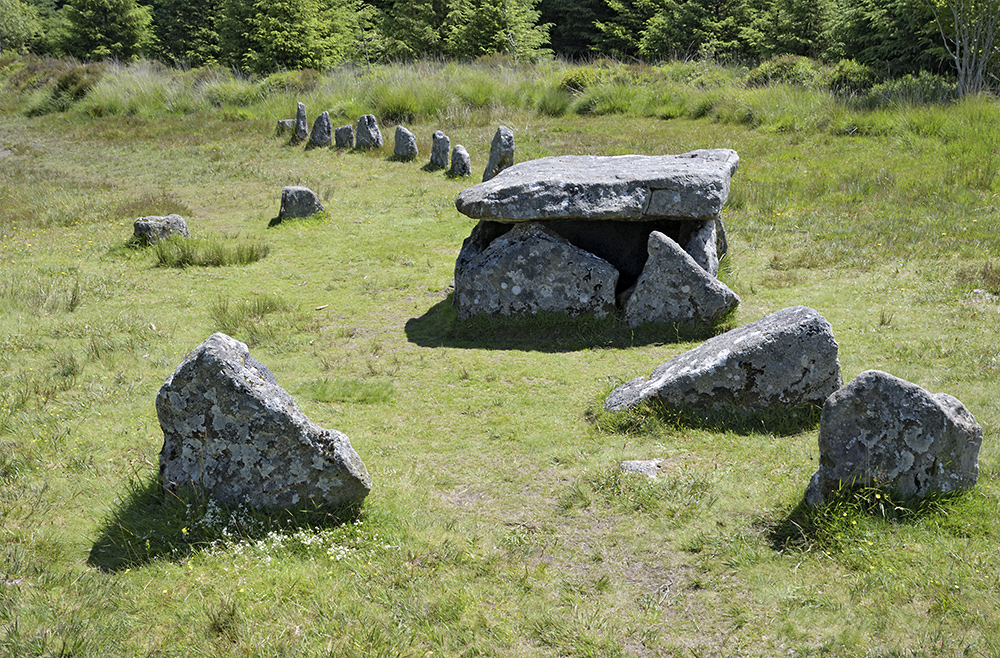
(453, 149, 740, 326)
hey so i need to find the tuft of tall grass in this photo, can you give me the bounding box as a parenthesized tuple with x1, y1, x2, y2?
(151, 235, 270, 268)
(209, 293, 296, 346)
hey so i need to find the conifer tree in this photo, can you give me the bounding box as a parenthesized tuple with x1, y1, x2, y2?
(444, 0, 551, 61)
(64, 0, 153, 60)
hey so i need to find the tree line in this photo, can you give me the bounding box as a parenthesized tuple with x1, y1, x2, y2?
(1, 0, 997, 92)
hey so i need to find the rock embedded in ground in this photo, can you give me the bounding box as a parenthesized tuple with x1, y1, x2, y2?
(618, 459, 668, 478)
(454, 221, 618, 320)
(276, 119, 295, 136)
(805, 370, 982, 506)
(482, 125, 514, 182)
(393, 125, 418, 161)
(293, 102, 308, 143)
(356, 114, 383, 149)
(278, 186, 323, 221)
(449, 145, 471, 178)
(430, 131, 450, 169)
(605, 305, 842, 413)
(335, 124, 354, 149)
(309, 111, 332, 148)
(133, 214, 190, 244)
(157, 333, 372, 510)
(457, 149, 739, 222)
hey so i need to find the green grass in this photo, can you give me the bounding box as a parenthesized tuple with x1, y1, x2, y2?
(0, 57, 999, 657)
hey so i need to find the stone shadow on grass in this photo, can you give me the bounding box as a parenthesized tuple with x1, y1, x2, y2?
(594, 399, 823, 438)
(87, 474, 361, 573)
(404, 295, 731, 353)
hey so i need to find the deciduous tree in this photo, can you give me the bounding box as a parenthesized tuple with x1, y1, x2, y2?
(927, 0, 1000, 95)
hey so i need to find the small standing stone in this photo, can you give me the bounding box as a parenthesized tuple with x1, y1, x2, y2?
(133, 214, 190, 245)
(293, 103, 308, 143)
(449, 145, 471, 178)
(430, 131, 450, 169)
(356, 114, 383, 149)
(309, 111, 332, 148)
(335, 124, 354, 149)
(278, 186, 323, 222)
(482, 125, 514, 182)
(276, 119, 295, 136)
(393, 126, 418, 161)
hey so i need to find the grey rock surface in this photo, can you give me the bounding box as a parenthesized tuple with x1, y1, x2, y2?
(454, 222, 618, 320)
(293, 102, 308, 143)
(356, 114, 383, 149)
(805, 370, 982, 506)
(430, 130, 450, 169)
(278, 186, 323, 221)
(276, 119, 294, 136)
(393, 125, 418, 161)
(309, 111, 332, 148)
(606, 305, 842, 413)
(622, 231, 738, 327)
(619, 459, 668, 478)
(482, 125, 514, 182)
(157, 333, 372, 509)
(684, 219, 719, 276)
(335, 124, 354, 149)
(457, 149, 739, 222)
(449, 145, 471, 177)
(133, 214, 190, 244)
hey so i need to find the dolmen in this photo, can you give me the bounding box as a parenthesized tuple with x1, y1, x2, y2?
(157, 333, 372, 510)
(453, 149, 740, 325)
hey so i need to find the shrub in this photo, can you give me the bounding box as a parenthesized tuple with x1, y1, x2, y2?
(560, 66, 602, 94)
(861, 71, 957, 108)
(746, 54, 824, 88)
(826, 59, 876, 96)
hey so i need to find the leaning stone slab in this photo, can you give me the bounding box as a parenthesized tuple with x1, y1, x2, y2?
(430, 130, 450, 169)
(457, 149, 739, 222)
(622, 231, 738, 327)
(134, 214, 190, 244)
(157, 333, 372, 509)
(293, 102, 308, 143)
(335, 124, 354, 149)
(449, 145, 471, 178)
(394, 125, 418, 161)
(605, 305, 842, 413)
(278, 186, 323, 221)
(805, 370, 982, 506)
(356, 114, 383, 149)
(309, 110, 332, 148)
(454, 222, 618, 320)
(482, 125, 514, 182)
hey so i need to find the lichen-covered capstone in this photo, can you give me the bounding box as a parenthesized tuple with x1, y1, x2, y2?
(606, 306, 841, 413)
(805, 370, 982, 506)
(157, 333, 372, 509)
(133, 214, 190, 244)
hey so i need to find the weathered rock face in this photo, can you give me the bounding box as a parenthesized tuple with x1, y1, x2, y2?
(157, 333, 372, 509)
(356, 114, 383, 149)
(622, 231, 738, 327)
(805, 370, 982, 506)
(430, 131, 450, 169)
(619, 459, 667, 478)
(276, 119, 295, 136)
(482, 125, 514, 182)
(335, 124, 354, 149)
(134, 214, 190, 244)
(293, 103, 308, 143)
(309, 111, 332, 148)
(459, 150, 739, 222)
(454, 222, 618, 320)
(685, 219, 719, 276)
(394, 126, 418, 161)
(278, 186, 323, 221)
(449, 145, 471, 178)
(605, 306, 842, 413)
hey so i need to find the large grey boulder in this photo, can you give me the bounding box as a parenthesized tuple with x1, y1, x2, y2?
(430, 131, 450, 169)
(309, 111, 332, 148)
(605, 306, 842, 413)
(454, 222, 618, 320)
(805, 371, 982, 506)
(134, 214, 190, 244)
(356, 114, 383, 149)
(622, 231, 738, 327)
(278, 186, 323, 221)
(293, 103, 308, 143)
(457, 150, 739, 222)
(335, 124, 354, 149)
(482, 125, 514, 182)
(157, 333, 372, 509)
(393, 125, 418, 161)
(449, 145, 471, 178)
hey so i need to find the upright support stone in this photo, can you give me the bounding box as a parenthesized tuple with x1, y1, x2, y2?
(309, 111, 332, 148)
(335, 124, 354, 149)
(482, 125, 514, 182)
(293, 103, 308, 143)
(430, 131, 450, 169)
(449, 145, 471, 178)
(356, 114, 383, 149)
(276, 119, 294, 136)
(394, 126, 418, 161)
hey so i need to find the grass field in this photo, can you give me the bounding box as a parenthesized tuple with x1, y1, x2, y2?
(1, 58, 1000, 657)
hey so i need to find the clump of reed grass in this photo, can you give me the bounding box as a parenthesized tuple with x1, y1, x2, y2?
(151, 236, 270, 268)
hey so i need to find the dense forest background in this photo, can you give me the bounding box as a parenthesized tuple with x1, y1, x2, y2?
(0, 0, 998, 93)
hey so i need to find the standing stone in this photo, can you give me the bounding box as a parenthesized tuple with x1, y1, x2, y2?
(157, 333, 372, 510)
(278, 186, 323, 222)
(482, 125, 514, 182)
(309, 111, 332, 148)
(335, 124, 354, 149)
(293, 103, 308, 143)
(430, 131, 450, 169)
(393, 125, 418, 161)
(449, 145, 471, 178)
(276, 119, 295, 136)
(133, 214, 190, 244)
(356, 114, 383, 149)
(622, 231, 738, 327)
(805, 371, 982, 506)
(684, 219, 720, 276)
(605, 306, 842, 414)
(454, 222, 618, 320)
